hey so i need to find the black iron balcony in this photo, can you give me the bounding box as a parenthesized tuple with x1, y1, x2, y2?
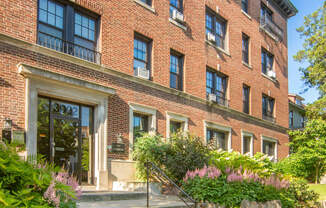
(260, 15, 284, 41)
(262, 112, 276, 123)
(37, 32, 101, 64)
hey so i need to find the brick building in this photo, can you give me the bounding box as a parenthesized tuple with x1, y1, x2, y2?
(288, 94, 306, 130)
(0, 0, 297, 190)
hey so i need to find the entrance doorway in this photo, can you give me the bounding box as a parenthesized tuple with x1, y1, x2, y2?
(37, 97, 94, 185)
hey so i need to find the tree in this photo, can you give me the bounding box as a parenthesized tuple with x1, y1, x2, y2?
(294, 2, 326, 119)
(288, 119, 326, 183)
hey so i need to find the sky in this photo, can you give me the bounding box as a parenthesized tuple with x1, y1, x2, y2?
(287, 0, 323, 104)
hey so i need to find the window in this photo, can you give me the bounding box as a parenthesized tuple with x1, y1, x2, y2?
(262, 138, 277, 160)
(243, 85, 250, 114)
(170, 0, 183, 17)
(243, 136, 251, 155)
(241, 0, 248, 13)
(296, 99, 303, 106)
(134, 35, 151, 72)
(261, 49, 274, 74)
(206, 8, 227, 49)
(242, 34, 249, 64)
(37, 0, 99, 63)
(166, 112, 188, 138)
(289, 110, 294, 128)
(300, 116, 305, 128)
(262, 95, 275, 122)
(133, 113, 149, 140)
(140, 0, 152, 6)
(206, 69, 228, 106)
(260, 3, 273, 24)
(170, 121, 182, 134)
(206, 129, 228, 150)
(170, 52, 183, 90)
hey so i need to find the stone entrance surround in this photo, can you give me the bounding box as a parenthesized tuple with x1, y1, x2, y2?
(18, 63, 115, 190)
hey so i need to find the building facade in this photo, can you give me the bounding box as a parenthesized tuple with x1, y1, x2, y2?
(0, 0, 297, 190)
(288, 94, 306, 130)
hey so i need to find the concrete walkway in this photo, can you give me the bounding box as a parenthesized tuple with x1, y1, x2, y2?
(78, 194, 191, 208)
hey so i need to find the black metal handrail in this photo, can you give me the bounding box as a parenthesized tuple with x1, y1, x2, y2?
(145, 161, 197, 208)
(37, 32, 101, 64)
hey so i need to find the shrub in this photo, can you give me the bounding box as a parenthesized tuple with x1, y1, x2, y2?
(208, 150, 276, 178)
(182, 166, 296, 208)
(0, 143, 81, 207)
(133, 132, 209, 184)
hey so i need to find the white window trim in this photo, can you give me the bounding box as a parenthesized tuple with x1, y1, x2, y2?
(203, 121, 232, 151)
(261, 135, 278, 161)
(166, 111, 188, 138)
(241, 130, 254, 156)
(129, 103, 157, 157)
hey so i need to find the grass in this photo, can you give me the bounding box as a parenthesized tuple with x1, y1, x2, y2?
(309, 184, 326, 201)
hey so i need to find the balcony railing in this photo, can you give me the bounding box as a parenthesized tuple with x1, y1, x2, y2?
(260, 15, 284, 41)
(262, 112, 276, 123)
(37, 32, 101, 64)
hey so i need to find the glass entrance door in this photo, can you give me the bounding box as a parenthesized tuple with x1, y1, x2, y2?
(37, 97, 94, 185)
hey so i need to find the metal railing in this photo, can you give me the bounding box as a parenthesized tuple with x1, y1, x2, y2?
(260, 15, 284, 40)
(145, 161, 197, 208)
(37, 32, 101, 64)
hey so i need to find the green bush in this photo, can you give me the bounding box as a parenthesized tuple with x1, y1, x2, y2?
(0, 143, 80, 207)
(133, 132, 209, 184)
(182, 166, 320, 208)
(208, 150, 275, 178)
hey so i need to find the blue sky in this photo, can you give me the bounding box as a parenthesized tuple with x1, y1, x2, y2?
(287, 0, 323, 104)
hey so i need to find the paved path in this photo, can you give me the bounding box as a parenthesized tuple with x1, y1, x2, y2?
(78, 195, 190, 208)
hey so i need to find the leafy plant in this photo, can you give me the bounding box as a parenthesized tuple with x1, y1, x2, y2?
(0, 142, 80, 207)
(133, 132, 209, 184)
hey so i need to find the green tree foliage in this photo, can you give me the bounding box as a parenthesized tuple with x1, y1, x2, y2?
(293, 2, 326, 119)
(286, 119, 326, 183)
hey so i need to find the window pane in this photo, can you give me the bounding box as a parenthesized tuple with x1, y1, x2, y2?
(39, 0, 47, 10)
(89, 30, 95, 41)
(48, 1, 55, 14)
(75, 13, 82, 24)
(56, 4, 63, 17)
(89, 19, 95, 30)
(39, 9, 47, 22)
(170, 73, 177, 89)
(82, 16, 89, 27)
(134, 59, 146, 70)
(56, 16, 63, 29)
(82, 27, 88, 39)
(48, 13, 55, 26)
(75, 24, 81, 36)
(243, 136, 251, 154)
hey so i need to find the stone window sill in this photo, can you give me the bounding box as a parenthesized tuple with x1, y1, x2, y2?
(169, 18, 187, 30)
(261, 72, 277, 83)
(241, 10, 252, 20)
(205, 40, 231, 57)
(242, 61, 252, 69)
(259, 26, 279, 42)
(133, 0, 155, 13)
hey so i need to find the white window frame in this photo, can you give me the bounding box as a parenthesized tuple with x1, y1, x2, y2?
(241, 130, 254, 156)
(261, 135, 278, 161)
(203, 121, 232, 151)
(166, 111, 188, 138)
(129, 103, 157, 157)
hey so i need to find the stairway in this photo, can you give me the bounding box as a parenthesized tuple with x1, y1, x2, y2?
(77, 191, 193, 208)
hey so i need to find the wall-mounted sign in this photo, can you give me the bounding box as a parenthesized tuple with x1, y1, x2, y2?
(111, 143, 125, 153)
(12, 131, 25, 144)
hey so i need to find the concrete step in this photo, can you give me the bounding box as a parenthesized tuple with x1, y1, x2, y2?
(78, 192, 193, 208)
(78, 196, 192, 208)
(79, 191, 147, 202)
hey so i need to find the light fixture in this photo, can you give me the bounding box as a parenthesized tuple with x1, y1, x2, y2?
(4, 118, 12, 130)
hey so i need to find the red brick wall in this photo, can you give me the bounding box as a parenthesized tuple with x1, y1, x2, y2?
(0, 0, 290, 159)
